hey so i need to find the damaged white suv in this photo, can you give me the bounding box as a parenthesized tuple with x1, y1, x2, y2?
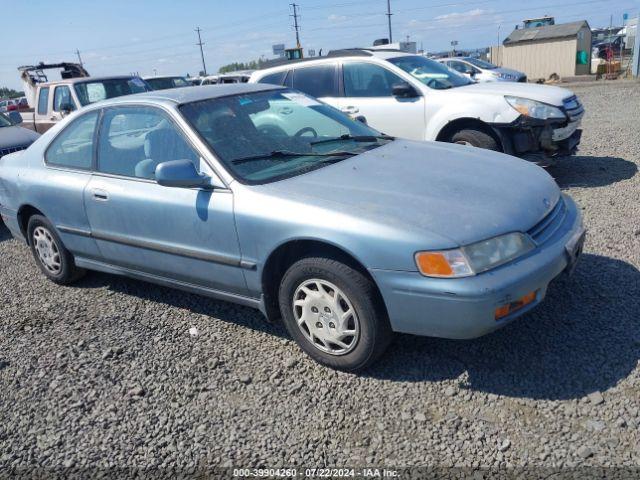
(250, 49, 584, 165)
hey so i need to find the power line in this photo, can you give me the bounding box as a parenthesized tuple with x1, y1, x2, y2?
(195, 27, 207, 75)
(291, 3, 302, 47)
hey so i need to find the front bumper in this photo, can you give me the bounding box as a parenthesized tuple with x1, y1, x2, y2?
(495, 119, 582, 166)
(370, 195, 584, 339)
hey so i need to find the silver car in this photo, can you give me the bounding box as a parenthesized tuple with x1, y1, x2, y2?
(0, 84, 584, 370)
(439, 57, 527, 83)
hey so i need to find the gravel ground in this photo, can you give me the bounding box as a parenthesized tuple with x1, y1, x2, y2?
(1, 80, 639, 475)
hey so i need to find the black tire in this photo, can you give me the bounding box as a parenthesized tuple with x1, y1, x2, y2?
(450, 128, 499, 151)
(278, 256, 393, 371)
(27, 214, 85, 285)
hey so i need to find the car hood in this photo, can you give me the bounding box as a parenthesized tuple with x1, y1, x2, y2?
(0, 125, 40, 149)
(458, 81, 573, 106)
(259, 140, 560, 248)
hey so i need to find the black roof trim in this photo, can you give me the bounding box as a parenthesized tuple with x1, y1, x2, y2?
(257, 48, 386, 70)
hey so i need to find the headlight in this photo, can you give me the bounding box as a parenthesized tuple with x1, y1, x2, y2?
(415, 233, 535, 278)
(493, 72, 515, 80)
(505, 96, 566, 120)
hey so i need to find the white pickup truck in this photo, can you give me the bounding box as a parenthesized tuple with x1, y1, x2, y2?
(250, 49, 584, 165)
(18, 63, 150, 133)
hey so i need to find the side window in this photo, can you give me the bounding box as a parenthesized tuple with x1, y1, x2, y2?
(97, 106, 200, 180)
(259, 71, 287, 86)
(45, 111, 98, 169)
(37, 87, 50, 115)
(343, 63, 404, 97)
(292, 64, 338, 98)
(53, 86, 76, 112)
(450, 61, 473, 74)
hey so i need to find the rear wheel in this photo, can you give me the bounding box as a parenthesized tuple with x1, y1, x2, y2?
(278, 256, 392, 371)
(450, 128, 499, 151)
(27, 215, 85, 285)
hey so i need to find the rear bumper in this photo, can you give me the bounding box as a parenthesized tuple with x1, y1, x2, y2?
(370, 195, 584, 339)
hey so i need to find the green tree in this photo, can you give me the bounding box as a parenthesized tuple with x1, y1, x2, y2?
(0, 87, 24, 99)
(218, 58, 266, 74)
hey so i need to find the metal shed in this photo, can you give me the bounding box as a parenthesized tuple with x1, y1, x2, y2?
(496, 20, 592, 80)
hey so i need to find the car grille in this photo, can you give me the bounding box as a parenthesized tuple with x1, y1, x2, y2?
(527, 198, 567, 245)
(0, 145, 29, 159)
(563, 95, 584, 123)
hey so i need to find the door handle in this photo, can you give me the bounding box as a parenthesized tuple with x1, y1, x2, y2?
(50, 116, 56, 121)
(92, 189, 109, 201)
(341, 106, 359, 114)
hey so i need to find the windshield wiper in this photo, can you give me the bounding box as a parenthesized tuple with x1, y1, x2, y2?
(232, 149, 358, 165)
(310, 134, 394, 146)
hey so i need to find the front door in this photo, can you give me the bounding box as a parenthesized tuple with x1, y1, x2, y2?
(338, 61, 426, 140)
(83, 105, 247, 295)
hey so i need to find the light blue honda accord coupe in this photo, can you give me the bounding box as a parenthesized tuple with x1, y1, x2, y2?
(0, 84, 585, 370)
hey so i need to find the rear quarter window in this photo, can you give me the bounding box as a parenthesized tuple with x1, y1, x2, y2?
(291, 64, 338, 98)
(45, 111, 99, 169)
(258, 71, 288, 86)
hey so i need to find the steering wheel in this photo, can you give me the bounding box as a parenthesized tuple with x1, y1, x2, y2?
(294, 126, 318, 138)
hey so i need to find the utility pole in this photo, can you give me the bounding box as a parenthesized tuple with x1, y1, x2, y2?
(386, 0, 393, 43)
(290, 3, 301, 47)
(195, 27, 207, 76)
(75, 49, 83, 66)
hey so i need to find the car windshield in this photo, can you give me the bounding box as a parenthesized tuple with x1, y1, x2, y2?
(464, 57, 497, 70)
(180, 89, 391, 184)
(388, 55, 473, 89)
(74, 77, 149, 106)
(146, 77, 190, 90)
(0, 113, 12, 127)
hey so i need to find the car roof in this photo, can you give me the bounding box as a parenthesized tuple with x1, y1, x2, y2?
(39, 75, 141, 87)
(142, 75, 186, 80)
(94, 83, 284, 106)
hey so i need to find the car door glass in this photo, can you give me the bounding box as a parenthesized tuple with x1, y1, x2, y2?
(448, 61, 468, 74)
(53, 86, 76, 112)
(292, 65, 338, 98)
(343, 63, 403, 97)
(37, 87, 50, 115)
(45, 111, 98, 169)
(259, 71, 288, 86)
(97, 106, 200, 180)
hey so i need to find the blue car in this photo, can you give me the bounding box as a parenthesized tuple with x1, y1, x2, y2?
(0, 84, 585, 370)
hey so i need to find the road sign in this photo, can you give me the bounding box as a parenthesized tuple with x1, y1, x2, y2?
(272, 44, 285, 56)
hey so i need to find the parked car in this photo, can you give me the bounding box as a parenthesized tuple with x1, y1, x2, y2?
(437, 57, 527, 83)
(20, 75, 150, 133)
(250, 49, 583, 165)
(592, 35, 624, 59)
(143, 75, 191, 91)
(0, 99, 17, 113)
(14, 97, 30, 112)
(0, 111, 40, 225)
(0, 84, 585, 370)
(198, 72, 253, 85)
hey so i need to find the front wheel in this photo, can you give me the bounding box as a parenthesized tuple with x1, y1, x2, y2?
(278, 257, 392, 371)
(27, 215, 85, 285)
(450, 128, 499, 151)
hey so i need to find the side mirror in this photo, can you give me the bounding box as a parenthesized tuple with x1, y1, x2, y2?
(354, 115, 368, 125)
(392, 82, 418, 98)
(60, 103, 75, 115)
(7, 111, 23, 125)
(156, 159, 212, 188)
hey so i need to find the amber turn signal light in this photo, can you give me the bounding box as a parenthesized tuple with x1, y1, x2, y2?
(495, 290, 537, 320)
